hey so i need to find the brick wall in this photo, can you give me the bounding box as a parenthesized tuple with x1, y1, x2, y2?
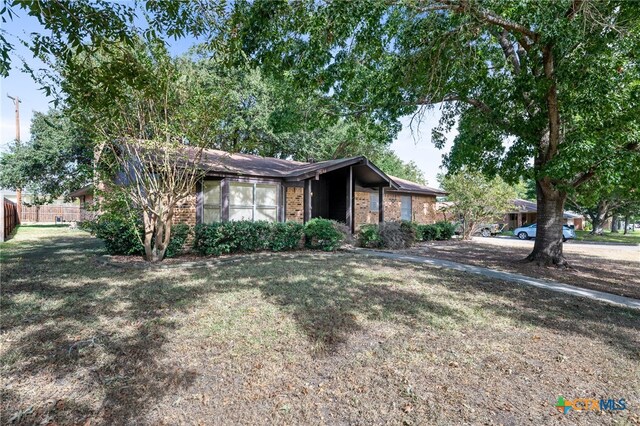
(286, 186, 304, 223)
(411, 194, 438, 224)
(174, 189, 197, 227)
(384, 192, 403, 222)
(355, 191, 379, 226)
(355, 191, 437, 226)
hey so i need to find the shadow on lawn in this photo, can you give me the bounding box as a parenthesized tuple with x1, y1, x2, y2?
(411, 241, 640, 299)
(1, 235, 205, 424)
(1, 232, 639, 425)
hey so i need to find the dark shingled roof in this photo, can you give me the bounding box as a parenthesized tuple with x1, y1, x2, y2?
(198, 149, 452, 193)
(69, 185, 93, 198)
(388, 175, 448, 196)
(200, 148, 364, 179)
(510, 198, 582, 218)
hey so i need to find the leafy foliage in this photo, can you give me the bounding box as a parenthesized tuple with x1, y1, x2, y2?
(0, 110, 92, 203)
(303, 218, 347, 251)
(228, 0, 640, 263)
(165, 223, 191, 258)
(441, 170, 516, 240)
(193, 221, 304, 256)
(358, 224, 383, 248)
(417, 221, 456, 242)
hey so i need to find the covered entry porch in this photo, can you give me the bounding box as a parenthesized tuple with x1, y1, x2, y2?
(288, 157, 395, 233)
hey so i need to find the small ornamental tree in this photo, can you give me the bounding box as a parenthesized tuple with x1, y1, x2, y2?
(440, 170, 516, 240)
(88, 43, 226, 262)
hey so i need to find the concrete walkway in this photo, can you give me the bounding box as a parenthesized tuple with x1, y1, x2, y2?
(354, 249, 640, 310)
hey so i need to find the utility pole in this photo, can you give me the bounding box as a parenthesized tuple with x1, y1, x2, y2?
(7, 94, 22, 223)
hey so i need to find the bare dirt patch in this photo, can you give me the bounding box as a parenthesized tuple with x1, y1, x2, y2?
(1, 227, 639, 425)
(403, 239, 640, 299)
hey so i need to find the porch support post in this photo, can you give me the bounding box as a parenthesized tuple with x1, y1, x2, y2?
(195, 179, 203, 224)
(303, 179, 312, 223)
(221, 179, 230, 221)
(346, 166, 354, 233)
(378, 186, 384, 223)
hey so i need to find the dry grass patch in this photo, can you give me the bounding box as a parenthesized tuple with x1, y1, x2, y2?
(1, 226, 639, 425)
(405, 240, 640, 299)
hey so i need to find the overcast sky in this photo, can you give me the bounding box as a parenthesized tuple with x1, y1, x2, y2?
(1, 9, 454, 187)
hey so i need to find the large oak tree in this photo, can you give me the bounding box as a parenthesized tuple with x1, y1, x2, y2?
(227, 0, 640, 265)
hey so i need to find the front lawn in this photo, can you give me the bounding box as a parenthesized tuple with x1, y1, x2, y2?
(575, 229, 640, 244)
(1, 226, 638, 425)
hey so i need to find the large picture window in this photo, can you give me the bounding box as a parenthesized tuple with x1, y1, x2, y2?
(401, 195, 412, 221)
(229, 182, 278, 222)
(203, 180, 221, 223)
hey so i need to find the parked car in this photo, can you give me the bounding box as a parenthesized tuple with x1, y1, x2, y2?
(451, 222, 506, 237)
(513, 224, 575, 242)
(476, 223, 506, 237)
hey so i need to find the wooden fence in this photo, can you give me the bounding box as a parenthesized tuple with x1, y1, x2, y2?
(21, 205, 81, 223)
(1, 196, 18, 242)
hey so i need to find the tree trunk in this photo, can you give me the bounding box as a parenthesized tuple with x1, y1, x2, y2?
(589, 200, 608, 235)
(611, 214, 619, 233)
(525, 180, 568, 266)
(142, 207, 173, 262)
(624, 215, 630, 235)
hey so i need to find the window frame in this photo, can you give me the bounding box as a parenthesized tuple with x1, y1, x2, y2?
(228, 181, 279, 222)
(202, 179, 222, 224)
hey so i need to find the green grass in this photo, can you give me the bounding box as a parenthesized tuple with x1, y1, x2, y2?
(575, 229, 640, 244)
(1, 225, 639, 425)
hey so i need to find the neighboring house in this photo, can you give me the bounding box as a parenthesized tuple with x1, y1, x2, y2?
(68, 186, 95, 222)
(74, 148, 447, 233)
(505, 198, 584, 230)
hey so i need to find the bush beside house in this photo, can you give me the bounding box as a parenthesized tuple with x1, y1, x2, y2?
(89, 214, 456, 259)
(193, 221, 305, 255)
(357, 220, 455, 249)
(90, 218, 192, 258)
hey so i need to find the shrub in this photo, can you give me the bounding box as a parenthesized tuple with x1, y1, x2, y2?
(304, 218, 347, 251)
(92, 217, 144, 256)
(193, 221, 305, 255)
(435, 221, 456, 240)
(417, 221, 456, 241)
(165, 223, 191, 258)
(92, 217, 192, 257)
(269, 222, 305, 251)
(358, 224, 382, 248)
(378, 221, 415, 249)
(417, 224, 440, 241)
(400, 220, 417, 243)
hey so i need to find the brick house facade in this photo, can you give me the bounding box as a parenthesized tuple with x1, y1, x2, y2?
(77, 148, 446, 232)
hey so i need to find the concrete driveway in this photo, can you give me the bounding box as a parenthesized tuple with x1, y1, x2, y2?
(471, 236, 640, 262)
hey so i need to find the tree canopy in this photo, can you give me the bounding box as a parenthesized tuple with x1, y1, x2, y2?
(226, 0, 640, 264)
(0, 109, 92, 203)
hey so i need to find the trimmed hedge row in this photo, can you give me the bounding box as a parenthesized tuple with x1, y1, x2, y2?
(193, 221, 305, 255)
(91, 215, 455, 258)
(193, 218, 348, 255)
